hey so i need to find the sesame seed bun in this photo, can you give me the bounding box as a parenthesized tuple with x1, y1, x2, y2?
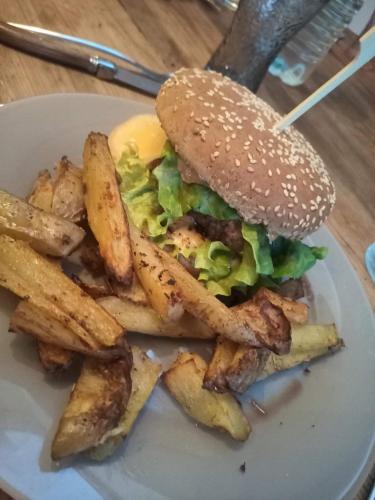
(156, 68, 335, 239)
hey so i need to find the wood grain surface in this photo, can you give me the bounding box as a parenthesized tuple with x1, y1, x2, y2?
(0, 0, 374, 309)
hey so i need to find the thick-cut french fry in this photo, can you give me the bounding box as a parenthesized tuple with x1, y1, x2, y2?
(89, 346, 161, 460)
(110, 274, 148, 306)
(203, 337, 238, 392)
(97, 296, 215, 339)
(129, 226, 184, 321)
(207, 323, 343, 394)
(37, 341, 75, 373)
(28, 169, 54, 212)
(156, 246, 291, 354)
(258, 324, 343, 380)
(163, 352, 251, 441)
(0, 190, 85, 257)
(78, 234, 105, 276)
(72, 268, 113, 299)
(51, 354, 132, 460)
(253, 287, 308, 325)
(52, 157, 85, 223)
(225, 346, 270, 394)
(28, 163, 85, 367)
(83, 132, 133, 284)
(10, 300, 125, 358)
(0, 236, 125, 351)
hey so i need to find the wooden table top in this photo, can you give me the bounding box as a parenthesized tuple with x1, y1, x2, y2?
(0, 0, 374, 308)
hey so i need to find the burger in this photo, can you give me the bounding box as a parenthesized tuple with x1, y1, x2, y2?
(109, 68, 335, 302)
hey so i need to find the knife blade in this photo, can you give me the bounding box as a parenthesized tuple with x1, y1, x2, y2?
(0, 22, 162, 96)
(7, 21, 169, 83)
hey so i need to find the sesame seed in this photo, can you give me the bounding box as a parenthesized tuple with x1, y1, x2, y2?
(268, 169, 273, 177)
(235, 191, 242, 196)
(247, 166, 254, 173)
(283, 189, 289, 197)
(231, 133, 236, 139)
(276, 168, 281, 175)
(261, 158, 266, 165)
(251, 181, 256, 190)
(194, 117, 202, 123)
(255, 187, 262, 193)
(213, 151, 219, 158)
(264, 189, 270, 197)
(225, 144, 231, 152)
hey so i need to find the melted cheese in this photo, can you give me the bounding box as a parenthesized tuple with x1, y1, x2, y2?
(108, 114, 167, 164)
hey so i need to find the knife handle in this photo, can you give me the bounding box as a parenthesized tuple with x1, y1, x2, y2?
(0, 21, 98, 74)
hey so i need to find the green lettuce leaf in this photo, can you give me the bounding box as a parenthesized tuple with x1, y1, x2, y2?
(117, 146, 168, 237)
(205, 243, 257, 296)
(271, 236, 328, 279)
(183, 183, 239, 220)
(153, 143, 238, 221)
(153, 143, 184, 220)
(242, 223, 274, 275)
(195, 241, 232, 282)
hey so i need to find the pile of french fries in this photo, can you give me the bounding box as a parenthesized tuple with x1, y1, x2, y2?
(0, 132, 343, 462)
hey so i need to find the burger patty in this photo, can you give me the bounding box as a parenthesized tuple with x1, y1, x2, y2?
(190, 212, 244, 253)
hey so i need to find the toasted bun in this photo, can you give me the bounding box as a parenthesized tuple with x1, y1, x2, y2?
(156, 68, 335, 239)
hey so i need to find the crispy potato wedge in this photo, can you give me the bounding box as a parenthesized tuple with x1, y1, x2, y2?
(129, 226, 184, 321)
(156, 246, 290, 354)
(231, 298, 291, 354)
(10, 300, 125, 358)
(51, 354, 132, 460)
(72, 268, 113, 299)
(83, 132, 133, 284)
(98, 296, 215, 339)
(0, 236, 125, 351)
(52, 157, 85, 223)
(225, 347, 270, 393)
(208, 323, 343, 394)
(89, 346, 161, 460)
(163, 352, 250, 441)
(28, 169, 54, 212)
(253, 288, 308, 324)
(0, 190, 85, 257)
(110, 274, 148, 306)
(37, 341, 75, 373)
(78, 234, 106, 276)
(258, 324, 343, 380)
(203, 337, 238, 392)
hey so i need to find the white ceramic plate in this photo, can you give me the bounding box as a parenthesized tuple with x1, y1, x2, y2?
(0, 94, 374, 500)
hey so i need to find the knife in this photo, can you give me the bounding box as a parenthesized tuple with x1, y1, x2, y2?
(7, 21, 170, 83)
(0, 22, 163, 96)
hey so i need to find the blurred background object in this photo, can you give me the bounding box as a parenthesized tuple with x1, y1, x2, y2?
(206, 0, 332, 91)
(208, 0, 374, 88)
(268, 0, 364, 86)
